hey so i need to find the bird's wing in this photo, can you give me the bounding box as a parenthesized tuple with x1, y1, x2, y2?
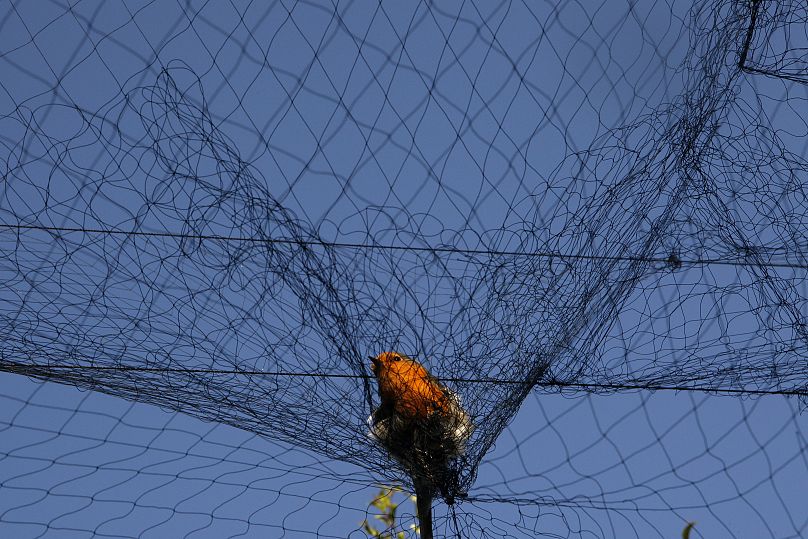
(432, 385, 474, 456)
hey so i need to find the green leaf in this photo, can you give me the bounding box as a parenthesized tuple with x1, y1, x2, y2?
(362, 485, 420, 538)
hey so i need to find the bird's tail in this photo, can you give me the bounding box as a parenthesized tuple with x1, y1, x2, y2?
(414, 479, 433, 539)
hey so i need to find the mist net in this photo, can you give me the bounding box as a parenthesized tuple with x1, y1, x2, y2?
(0, 0, 806, 537)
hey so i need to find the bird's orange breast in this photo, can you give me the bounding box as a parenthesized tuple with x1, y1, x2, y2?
(376, 359, 449, 420)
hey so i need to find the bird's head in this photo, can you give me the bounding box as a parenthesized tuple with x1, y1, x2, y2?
(369, 351, 406, 377)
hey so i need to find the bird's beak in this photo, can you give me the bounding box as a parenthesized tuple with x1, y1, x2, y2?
(369, 355, 380, 373)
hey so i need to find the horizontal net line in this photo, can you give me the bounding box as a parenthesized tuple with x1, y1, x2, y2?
(2, 362, 805, 397)
(1, 223, 806, 269)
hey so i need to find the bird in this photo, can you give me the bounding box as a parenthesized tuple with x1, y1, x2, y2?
(368, 351, 473, 539)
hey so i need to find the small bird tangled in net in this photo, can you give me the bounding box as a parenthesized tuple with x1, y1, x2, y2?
(0, 0, 807, 537)
(368, 352, 474, 538)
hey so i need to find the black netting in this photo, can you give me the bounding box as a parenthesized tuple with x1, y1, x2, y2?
(0, 0, 806, 537)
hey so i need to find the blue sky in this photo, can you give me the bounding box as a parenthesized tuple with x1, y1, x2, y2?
(1, 0, 806, 537)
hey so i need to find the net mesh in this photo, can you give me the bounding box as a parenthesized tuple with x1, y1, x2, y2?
(0, 0, 806, 537)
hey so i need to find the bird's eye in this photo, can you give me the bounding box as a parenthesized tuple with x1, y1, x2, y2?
(393, 355, 401, 361)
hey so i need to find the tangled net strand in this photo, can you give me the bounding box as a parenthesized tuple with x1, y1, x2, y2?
(0, 0, 806, 537)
